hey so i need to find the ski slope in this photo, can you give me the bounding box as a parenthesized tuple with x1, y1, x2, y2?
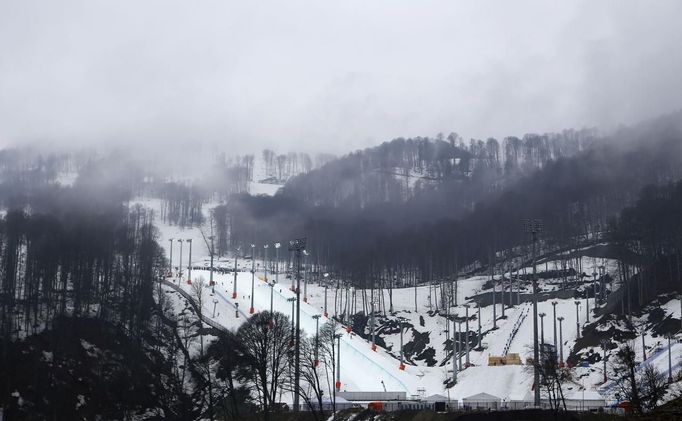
(169, 270, 417, 394)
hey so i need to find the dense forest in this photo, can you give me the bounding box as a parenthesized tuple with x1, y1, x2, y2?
(227, 113, 682, 298)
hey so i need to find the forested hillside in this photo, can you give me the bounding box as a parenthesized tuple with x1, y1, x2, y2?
(227, 113, 682, 289)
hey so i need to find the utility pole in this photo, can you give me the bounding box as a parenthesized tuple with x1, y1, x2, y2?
(370, 296, 377, 351)
(501, 263, 506, 318)
(601, 339, 608, 383)
(557, 316, 564, 364)
(477, 306, 482, 349)
(585, 281, 591, 323)
(250, 244, 256, 314)
(574, 301, 581, 339)
(552, 301, 558, 354)
(464, 304, 470, 366)
(233, 246, 240, 299)
(264, 244, 269, 282)
(168, 238, 174, 277)
(399, 318, 406, 370)
(524, 218, 543, 407)
(289, 238, 306, 411)
(186, 239, 193, 283)
(178, 239, 184, 281)
(458, 320, 463, 371)
(303, 250, 309, 303)
(324, 274, 329, 317)
(208, 235, 215, 293)
(287, 297, 296, 339)
(312, 314, 321, 367)
(335, 333, 342, 390)
(491, 254, 497, 329)
(452, 315, 457, 383)
(275, 242, 281, 285)
(668, 334, 673, 383)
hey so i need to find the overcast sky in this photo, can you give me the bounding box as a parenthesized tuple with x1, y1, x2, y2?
(1, 0, 681, 154)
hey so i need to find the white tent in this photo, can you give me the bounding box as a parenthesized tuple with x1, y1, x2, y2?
(462, 392, 502, 410)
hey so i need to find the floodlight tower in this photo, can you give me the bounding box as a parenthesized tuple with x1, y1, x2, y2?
(452, 315, 458, 383)
(574, 301, 581, 339)
(168, 238, 174, 277)
(370, 295, 377, 351)
(399, 318, 406, 370)
(264, 244, 269, 282)
(312, 314, 321, 366)
(557, 316, 565, 364)
(552, 301, 558, 355)
(289, 238, 307, 411)
(335, 333, 343, 390)
(233, 246, 240, 299)
(303, 250, 309, 303)
(323, 273, 329, 317)
(178, 239, 184, 281)
(464, 304, 470, 365)
(523, 218, 543, 407)
(186, 239, 193, 284)
(250, 244, 256, 314)
(275, 242, 281, 284)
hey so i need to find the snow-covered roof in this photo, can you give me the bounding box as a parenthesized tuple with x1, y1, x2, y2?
(424, 394, 449, 402)
(462, 392, 502, 402)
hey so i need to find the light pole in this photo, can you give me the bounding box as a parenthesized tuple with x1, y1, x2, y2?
(186, 239, 193, 284)
(458, 320, 463, 371)
(212, 298, 219, 318)
(601, 339, 608, 383)
(586, 278, 591, 324)
(452, 315, 457, 383)
(312, 314, 321, 367)
(269, 281, 275, 315)
(289, 238, 306, 411)
(303, 250, 309, 303)
(168, 238, 174, 277)
(552, 301, 558, 354)
(557, 316, 564, 364)
(524, 218, 543, 407)
(335, 333, 342, 391)
(178, 239, 184, 281)
(399, 318, 406, 370)
(250, 244, 256, 314)
(464, 304, 470, 366)
(232, 246, 240, 299)
(501, 264, 506, 318)
(574, 301, 581, 339)
(508, 263, 513, 309)
(539, 312, 546, 345)
(477, 306, 482, 349)
(264, 244, 269, 282)
(323, 273, 329, 317)
(288, 297, 296, 340)
(208, 235, 215, 293)
(491, 258, 497, 329)
(370, 297, 377, 351)
(275, 242, 281, 285)
(668, 334, 673, 383)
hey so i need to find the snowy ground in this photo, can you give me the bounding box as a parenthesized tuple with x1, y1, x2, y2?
(142, 196, 682, 405)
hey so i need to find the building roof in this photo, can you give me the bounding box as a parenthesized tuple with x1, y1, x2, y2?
(462, 392, 502, 402)
(424, 394, 449, 402)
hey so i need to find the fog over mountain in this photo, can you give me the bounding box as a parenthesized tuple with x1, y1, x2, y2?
(1, 0, 682, 153)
